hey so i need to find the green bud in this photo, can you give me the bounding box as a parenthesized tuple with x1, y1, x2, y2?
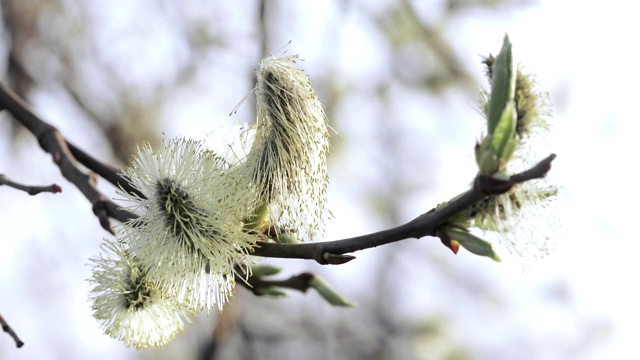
(244, 202, 269, 230)
(275, 232, 304, 244)
(254, 286, 288, 298)
(250, 264, 283, 277)
(309, 276, 357, 307)
(476, 136, 499, 175)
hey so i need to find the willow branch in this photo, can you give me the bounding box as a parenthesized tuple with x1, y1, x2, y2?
(0, 80, 555, 265)
(0, 82, 138, 233)
(66, 142, 145, 199)
(251, 154, 556, 264)
(0, 313, 24, 348)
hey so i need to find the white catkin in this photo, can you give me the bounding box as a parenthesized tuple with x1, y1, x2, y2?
(474, 61, 557, 264)
(239, 54, 330, 240)
(118, 137, 259, 312)
(89, 238, 194, 349)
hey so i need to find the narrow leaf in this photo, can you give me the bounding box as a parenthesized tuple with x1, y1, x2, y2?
(254, 286, 288, 298)
(491, 101, 517, 160)
(309, 276, 357, 307)
(487, 35, 516, 135)
(445, 229, 501, 262)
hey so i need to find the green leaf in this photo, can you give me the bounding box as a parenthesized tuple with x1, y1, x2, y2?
(491, 101, 517, 160)
(487, 35, 516, 136)
(250, 264, 283, 277)
(445, 229, 501, 262)
(309, 276, 357, 307)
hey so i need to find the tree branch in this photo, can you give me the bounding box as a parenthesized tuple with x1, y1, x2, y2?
(0, 80, 555, 265)
(0, 82, 138, 233)
(0, 173, 62, 195)
(66, 142, 145, 199)
(0, 313, 24, 348)
(251, 154, 556, 264)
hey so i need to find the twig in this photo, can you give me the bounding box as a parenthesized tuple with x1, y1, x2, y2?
(0, 313, 24, 348)
(66, 142, 145, 199)
(251, 154, 556, 264)
(0, 82, 138, 234)
(0, 174, 62, 195)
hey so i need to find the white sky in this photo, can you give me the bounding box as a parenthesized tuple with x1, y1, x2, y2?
(0, 1, 637, 359)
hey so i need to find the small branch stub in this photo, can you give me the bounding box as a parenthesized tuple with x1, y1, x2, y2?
(0, 174, 62, 196)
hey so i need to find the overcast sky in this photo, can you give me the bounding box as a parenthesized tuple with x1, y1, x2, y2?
(0, 1, 636, 359)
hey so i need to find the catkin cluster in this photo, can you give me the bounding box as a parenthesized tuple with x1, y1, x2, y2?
(88, 54, 330, 349)
(471, 36, 557, 262)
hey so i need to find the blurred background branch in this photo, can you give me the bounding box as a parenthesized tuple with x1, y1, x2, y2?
(0, 1, 611, 360)
(0, 313, 24, 348)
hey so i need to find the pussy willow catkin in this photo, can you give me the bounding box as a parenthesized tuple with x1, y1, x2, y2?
(242, 54, 330, 240)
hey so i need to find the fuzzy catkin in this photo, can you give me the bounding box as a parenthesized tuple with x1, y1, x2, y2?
(241, 54, 330, 240)
(89, 238, 194, 349)
(119, 138, 259, 312)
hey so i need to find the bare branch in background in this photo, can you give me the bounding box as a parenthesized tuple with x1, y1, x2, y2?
(1, 0, 44, 103)
(0, 82, 138, 234)
(0, 313, 24, 348)
(0, 174, 62, 195)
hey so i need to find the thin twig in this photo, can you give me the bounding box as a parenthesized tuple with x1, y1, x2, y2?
(251, 154, 556, 264)
(0, 174, 62, 195)
(0, 82, 138, 234)
(0, 80, 555, 265)
(66, 142, 145, 199)
(0, 313, 24, 348)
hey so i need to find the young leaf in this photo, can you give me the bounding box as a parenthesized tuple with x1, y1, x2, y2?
(491, 101, 517, 161)
(309, 276, 357, 307)
(445, 229, 501, 262)
(487, 35, 516, 135)
(476, 136, 499, 175)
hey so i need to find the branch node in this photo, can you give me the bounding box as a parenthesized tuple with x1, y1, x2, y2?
(92, 199, 115, 235)
(474, 175, 513, 195)
(52, 151, 62, 164)
(0, 82, 138, 233)
(88, 172, 98, 187)
(0, 174, 63, 196)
